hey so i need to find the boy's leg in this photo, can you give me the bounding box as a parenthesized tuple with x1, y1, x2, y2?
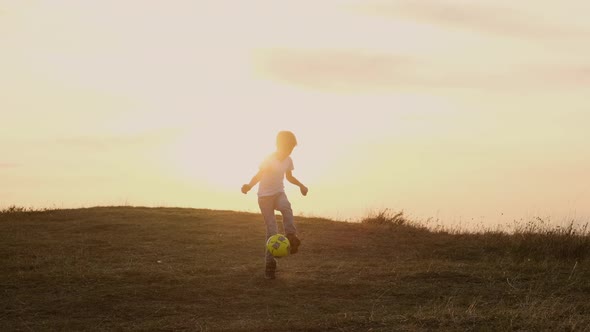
(275, 193, 296, 235)
(258, 195, 278, 276)
(275, 193, 301, 253)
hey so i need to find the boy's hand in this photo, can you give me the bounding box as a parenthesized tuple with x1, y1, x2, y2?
(300, 185, 308, 196)
(241, 184, 251, 194)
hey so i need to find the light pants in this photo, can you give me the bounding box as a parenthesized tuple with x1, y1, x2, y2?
(258, 192, 297, 264)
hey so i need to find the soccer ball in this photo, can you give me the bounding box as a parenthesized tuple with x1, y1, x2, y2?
(266, 234, 291, 258)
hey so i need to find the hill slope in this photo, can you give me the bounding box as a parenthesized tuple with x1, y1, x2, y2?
(1, 207, 589, 331)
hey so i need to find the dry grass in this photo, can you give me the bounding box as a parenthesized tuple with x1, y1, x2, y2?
(1, 207, 590, 331)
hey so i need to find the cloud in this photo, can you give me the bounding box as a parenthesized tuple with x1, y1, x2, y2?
(353, 2, 588, 42)
(0, 163, 20, 168)
(255, 48, 590, 93)
(254, 49, 417, 92)
(55, 129, 180, 151)
(529, 65, 590, 87)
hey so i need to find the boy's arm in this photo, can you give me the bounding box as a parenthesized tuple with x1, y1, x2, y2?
(241, 170, 263, 194)
(286, 170, 308, 196)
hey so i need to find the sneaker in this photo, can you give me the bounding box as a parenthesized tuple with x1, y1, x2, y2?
(265, 260, 276, 279)
(286, 234, 301, 254)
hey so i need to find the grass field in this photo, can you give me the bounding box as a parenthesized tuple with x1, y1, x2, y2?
(2, 207, 590, 331)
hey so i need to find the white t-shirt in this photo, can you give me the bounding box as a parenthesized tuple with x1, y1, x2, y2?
(258, 154, 294, 197)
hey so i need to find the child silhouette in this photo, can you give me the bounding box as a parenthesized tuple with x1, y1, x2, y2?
(241, 131, 308, 279)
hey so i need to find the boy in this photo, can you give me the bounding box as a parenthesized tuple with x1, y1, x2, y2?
(241, 131, 308, 279)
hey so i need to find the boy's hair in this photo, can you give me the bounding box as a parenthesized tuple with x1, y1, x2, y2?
(276, 131, 297, 149)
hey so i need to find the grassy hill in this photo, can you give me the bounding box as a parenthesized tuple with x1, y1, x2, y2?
(1, 207, 590, 331)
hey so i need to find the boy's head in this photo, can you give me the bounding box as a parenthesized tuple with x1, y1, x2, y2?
(276, 131, 297, 154)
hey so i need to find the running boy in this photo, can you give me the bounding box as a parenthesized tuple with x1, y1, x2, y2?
(241, 131, 308, 279)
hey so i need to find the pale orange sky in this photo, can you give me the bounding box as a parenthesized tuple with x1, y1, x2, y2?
(1, 0, 589, 226)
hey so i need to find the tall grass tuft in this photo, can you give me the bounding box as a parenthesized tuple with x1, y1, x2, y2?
(362, 210, 590, 261)
(361, 209, 431, 234)
(508, 218, 590, 261)
(361, 208, 408, 225)
(0, 205, 32, 214)
(0, 205, 52, 215)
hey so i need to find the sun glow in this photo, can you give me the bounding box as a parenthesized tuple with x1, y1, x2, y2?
(2, 0, 589, 223)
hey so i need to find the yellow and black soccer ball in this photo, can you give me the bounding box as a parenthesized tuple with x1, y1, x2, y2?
(266, 234, 291, 258)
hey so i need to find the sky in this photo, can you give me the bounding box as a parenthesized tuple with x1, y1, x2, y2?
(1, 0, 589, 227)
